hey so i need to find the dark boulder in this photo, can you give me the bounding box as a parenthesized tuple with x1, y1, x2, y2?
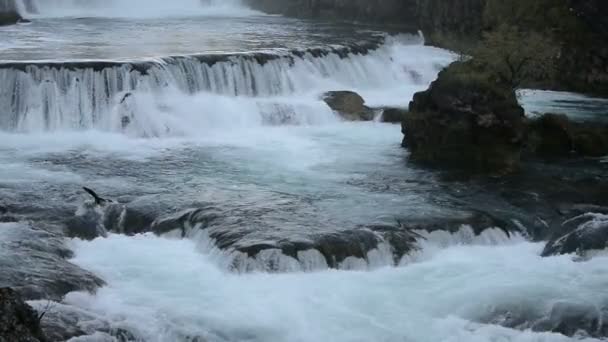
(542, 213, 608, 256)
(0, 10, 21, 26)
(381, 107, 407, 123)
(0, 288, 47, 342)
(0, 0, 22, 26)
(323, 91, 375, 121)
(525, 114, 573, 157)
(402, 62, 526, 173)
(526, 113, 608, 158)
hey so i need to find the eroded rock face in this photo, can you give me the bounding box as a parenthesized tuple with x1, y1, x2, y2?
(0, 288, 47, 342)
(402, 63, 526, 173)
(323, 91, 375, 121)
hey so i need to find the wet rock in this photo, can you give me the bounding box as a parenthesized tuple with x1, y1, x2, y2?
(0, 222, 104, 301)
(152, 206, 221, 236)
(0, 10, 21, 26)
(71, 189, 180, 238)
(526, 114, 608, 158)
(542, 213, 608, 256)
(323, 91, 375, 121)
(481, 300, 607, 338)
(30, 301, 139, 342)
(0, 288, 47, 342)
(533, 301, 605, 338)
(403, 62, 526, 173)
(525, 114, 573, 157)
(381, 107, 407, 123)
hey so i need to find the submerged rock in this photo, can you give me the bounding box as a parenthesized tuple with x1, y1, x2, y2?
(29, 301, 139, 342)
(533, 301, 606, 338)
(480, 300, 607, 338)
(0, 288, 47, 342)
(381, 107, 408, 123)
(542, 213, 608, 256)
(403, 62, 526, 173)
(323, 91, 375, 121)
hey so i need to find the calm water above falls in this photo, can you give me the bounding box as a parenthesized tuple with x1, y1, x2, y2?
(1, 1, 607, 341)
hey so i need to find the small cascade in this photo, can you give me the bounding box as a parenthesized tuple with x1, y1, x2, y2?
(0, 38, 454, 136)
(181, 226, 520, 274)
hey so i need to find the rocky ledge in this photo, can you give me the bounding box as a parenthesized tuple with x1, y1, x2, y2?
(0, 288, 47, 342)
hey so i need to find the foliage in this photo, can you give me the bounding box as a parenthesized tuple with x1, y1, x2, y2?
(482, 0, 589, 45)
(469, 24, 559, 89)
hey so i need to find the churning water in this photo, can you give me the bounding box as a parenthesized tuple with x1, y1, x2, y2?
(1, 1, 607, 341)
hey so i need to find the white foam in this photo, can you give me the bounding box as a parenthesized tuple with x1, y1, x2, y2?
(64, 233, 607, 342)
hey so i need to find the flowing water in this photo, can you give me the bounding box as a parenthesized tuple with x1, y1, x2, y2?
(1, 1, 608, 341)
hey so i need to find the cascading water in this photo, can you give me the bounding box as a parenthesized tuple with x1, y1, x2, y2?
(15, 0, 250, 18)
(0, 36, 454, 136)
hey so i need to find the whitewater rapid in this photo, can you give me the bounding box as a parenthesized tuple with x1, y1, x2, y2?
(47, 230, 605, 342)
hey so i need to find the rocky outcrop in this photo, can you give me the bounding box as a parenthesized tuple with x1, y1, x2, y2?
(402, 62, 526, 173)
(0, 288, 47, 342)
(526, 114, 608, 158)
(380, 107, 407, 123)
(0, 0, 22, 26)
(323, 91, 375, 121)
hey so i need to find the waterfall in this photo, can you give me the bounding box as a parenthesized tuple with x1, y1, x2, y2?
(16, 0, 249, 18)
(0, 37, 455, 136)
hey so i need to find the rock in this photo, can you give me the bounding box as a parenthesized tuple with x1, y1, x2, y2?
(0, 0, 22, 26)
(542, 213, 608, 256)
(533, 301, 605, 338)
(526, 114, 608, 158)
(323, 91, 375, 121)
(29, 301, 140, 342)
(381, 107, 407, 123)
(0, 9, 21, 26)
(0, 288, 47, 342)
(0, 222, 104, 301)
(402, 62, 526, 173)
(526, 114, 573, 157)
